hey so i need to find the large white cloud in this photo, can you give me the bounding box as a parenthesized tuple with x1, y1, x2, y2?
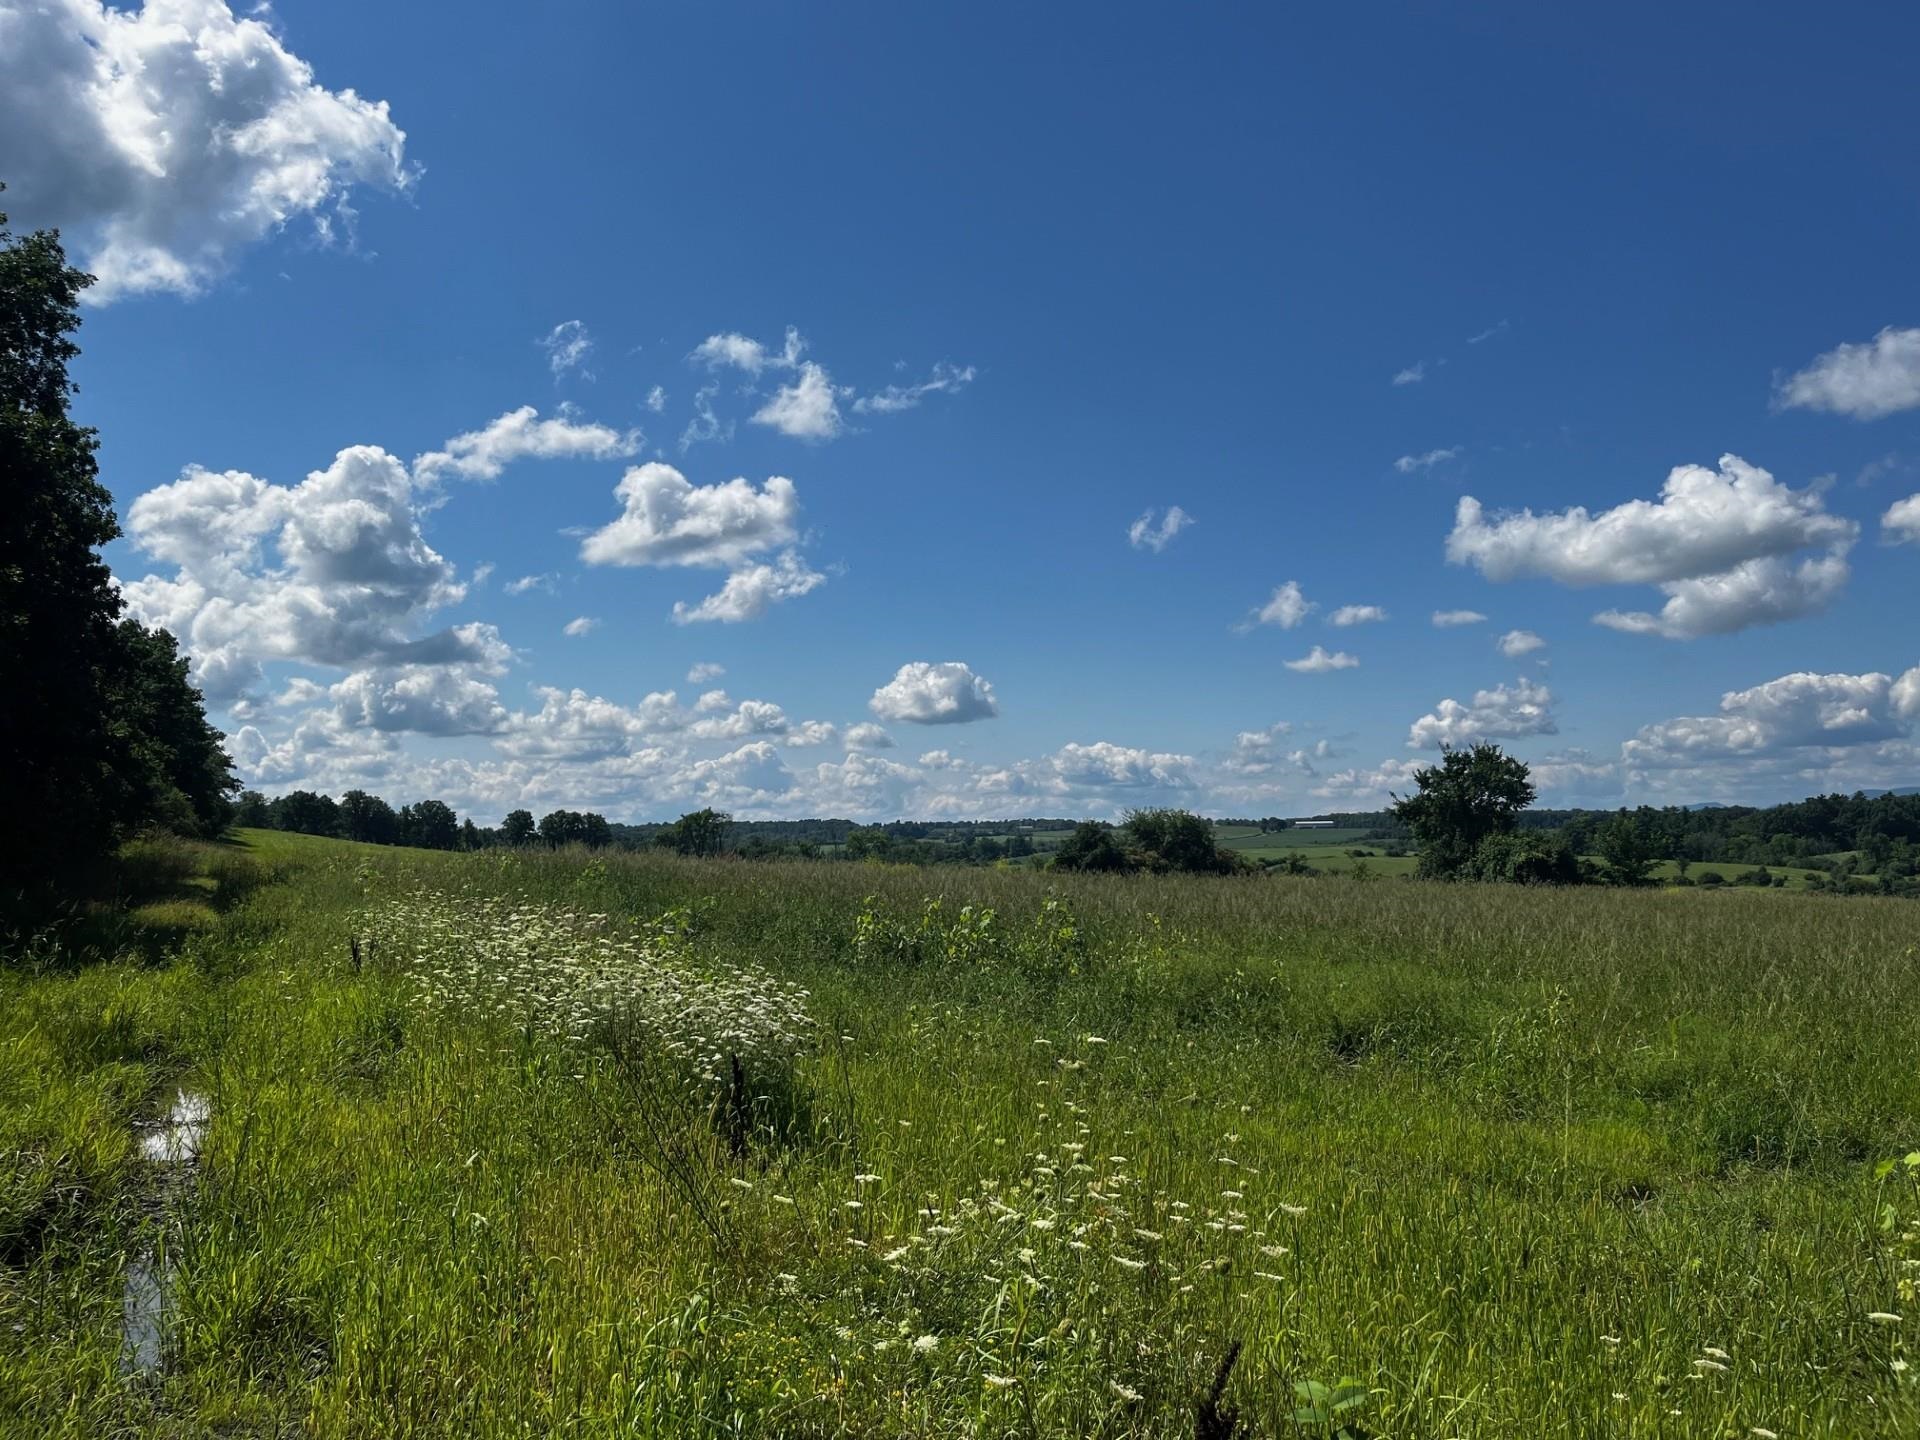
(0, 0, 413, 301)
(1623, 666, 1920, 801)
(1447, 455, 1857, 638)
(413, 407, 639, 486)
(121, 445, 500, 702)
(1775, 327, 1920, 420)
(579, 464, 800, 568)
(869, 661, 1000, 725)
(1407, 678, 1556, 749)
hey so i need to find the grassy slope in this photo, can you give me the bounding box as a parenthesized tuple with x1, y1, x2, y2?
(4, 831, 1919, 1437)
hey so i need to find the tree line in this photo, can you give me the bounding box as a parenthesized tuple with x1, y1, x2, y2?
(3, 192, 237, 924)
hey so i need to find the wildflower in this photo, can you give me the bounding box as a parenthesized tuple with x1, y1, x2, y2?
(843, 1200, 864, 1210)
(1133, 1228, 1164, 1242)
(881, 1246, 910, 1263)
(1750, 1430, 1779, 1439)
(1260, 1244, 1290, 1258)
(853, 1172, 882, 1185)
(1869, 1312, 1904, 1324)
(1112, 1255, 1147, 1272)
(913, 1334, 939, 1355)
(1702, 1346, 1730, 1361)
(1600, 1335, 1621, 1347)
(1278, 1202, 1308, 1217)
(1694, 1359, 1728, 1373)
(1086, 1035, 1108, 1045)
(1254, 1270, 1284, 1282)
(1110, 1381, 1143, 1402)
(985, 1374, 1017, 1390)
(728, 1177, 755, 1191)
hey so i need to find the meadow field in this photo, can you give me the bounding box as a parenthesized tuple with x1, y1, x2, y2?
(5, 831, 1919, 1438)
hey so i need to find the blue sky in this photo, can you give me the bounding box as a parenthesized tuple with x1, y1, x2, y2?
(5, 0, 1919, 820)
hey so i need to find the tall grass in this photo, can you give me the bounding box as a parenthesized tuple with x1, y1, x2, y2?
(3, 831, 1917, 1435)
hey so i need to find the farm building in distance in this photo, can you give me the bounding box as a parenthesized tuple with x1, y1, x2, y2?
(1292, 819, 1336, 829)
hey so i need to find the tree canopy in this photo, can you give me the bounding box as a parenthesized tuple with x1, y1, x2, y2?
(2, 193, 235, 916)
(1392, 744, 1537, 880)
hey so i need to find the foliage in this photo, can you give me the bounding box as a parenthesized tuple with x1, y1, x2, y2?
(1, 198, 234, 920)
(537, 808, 613, 848)
(655, 808, 732, 858)
(1050, 819, 1136, 873)
(1463, 830, 1581, 885)
(1392, 743, 1537, 879)
(1596, 813, 1662, 886)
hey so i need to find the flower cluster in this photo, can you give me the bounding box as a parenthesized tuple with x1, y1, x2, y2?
(361, 889, 815, 1096)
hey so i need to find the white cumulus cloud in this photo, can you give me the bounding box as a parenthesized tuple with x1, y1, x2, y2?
(412, 406, 640, 486)
(1775, 326, 1920, 420)
(869, 662, 999, 725)
(1328, 604, 1388, 627)
(1407, 678, 1556, 749)
(563, 616, 599, 637)
(670, 551, 826, 624)
(752, 362, 844, 441)
(580, 464, 800, 569)
(1448, 454, 1857, 638)
(1884, 493, 1920, 544)
(1431, 609, 1487, 627)
(539, 321, 594, 380)
(1246, 580, 1314, 630)
(0, 0, 413, 301)
(1285, 646, 1359, 673)
(1498, 628, 1546, 658)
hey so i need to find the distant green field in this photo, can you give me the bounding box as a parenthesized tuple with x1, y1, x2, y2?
(1215, 825, 1377, 851)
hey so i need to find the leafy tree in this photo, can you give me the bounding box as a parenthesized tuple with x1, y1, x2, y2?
(501, 809, 536, 846)
(272, 790, 341, 837)
(2, 194, 238, 917)
(233, 790, 272, 828)
(1392, 743, 1536, 879)
(844, 827, 893, 862)
(1595, 813, 1660, 886)
(340, 789, 399, 845)
(655, 807, 731, 858)
(537, 809, 612, 849)
(405, 799, 460, 850)
(1051, 821, 1136, 873)
(101, 618, 236, 837)
(0, 193, 129, 901)
(1466, 830, 1580, 885)
(1122, 808, 1244, 875)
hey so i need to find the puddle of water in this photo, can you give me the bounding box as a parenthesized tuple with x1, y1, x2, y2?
(137, 1091, 209, 1166)
(121, 1256, 164, 1375)
(122, 1089, 207, 1378)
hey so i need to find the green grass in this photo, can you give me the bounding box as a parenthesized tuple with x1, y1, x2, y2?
(5, 830, 1919, 1436)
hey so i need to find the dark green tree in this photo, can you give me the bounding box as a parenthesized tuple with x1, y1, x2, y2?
(2, 194, 238, 917)
(101, 618, 236, 837)
(404, 798, 460, 850)
(1, 193, 129, 902)
(340, 789, 399, 845)
(1051, 821, 1136, 873)
(1392, 743, 1536, 879)
(501, 809, 536, 846)
(272, 790, 340, 837)
(1595, 813, 1660, 886)
(655, 807, 731, 858)
(1122, 808, 1243, 875)
(234, 790, 272, 828)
